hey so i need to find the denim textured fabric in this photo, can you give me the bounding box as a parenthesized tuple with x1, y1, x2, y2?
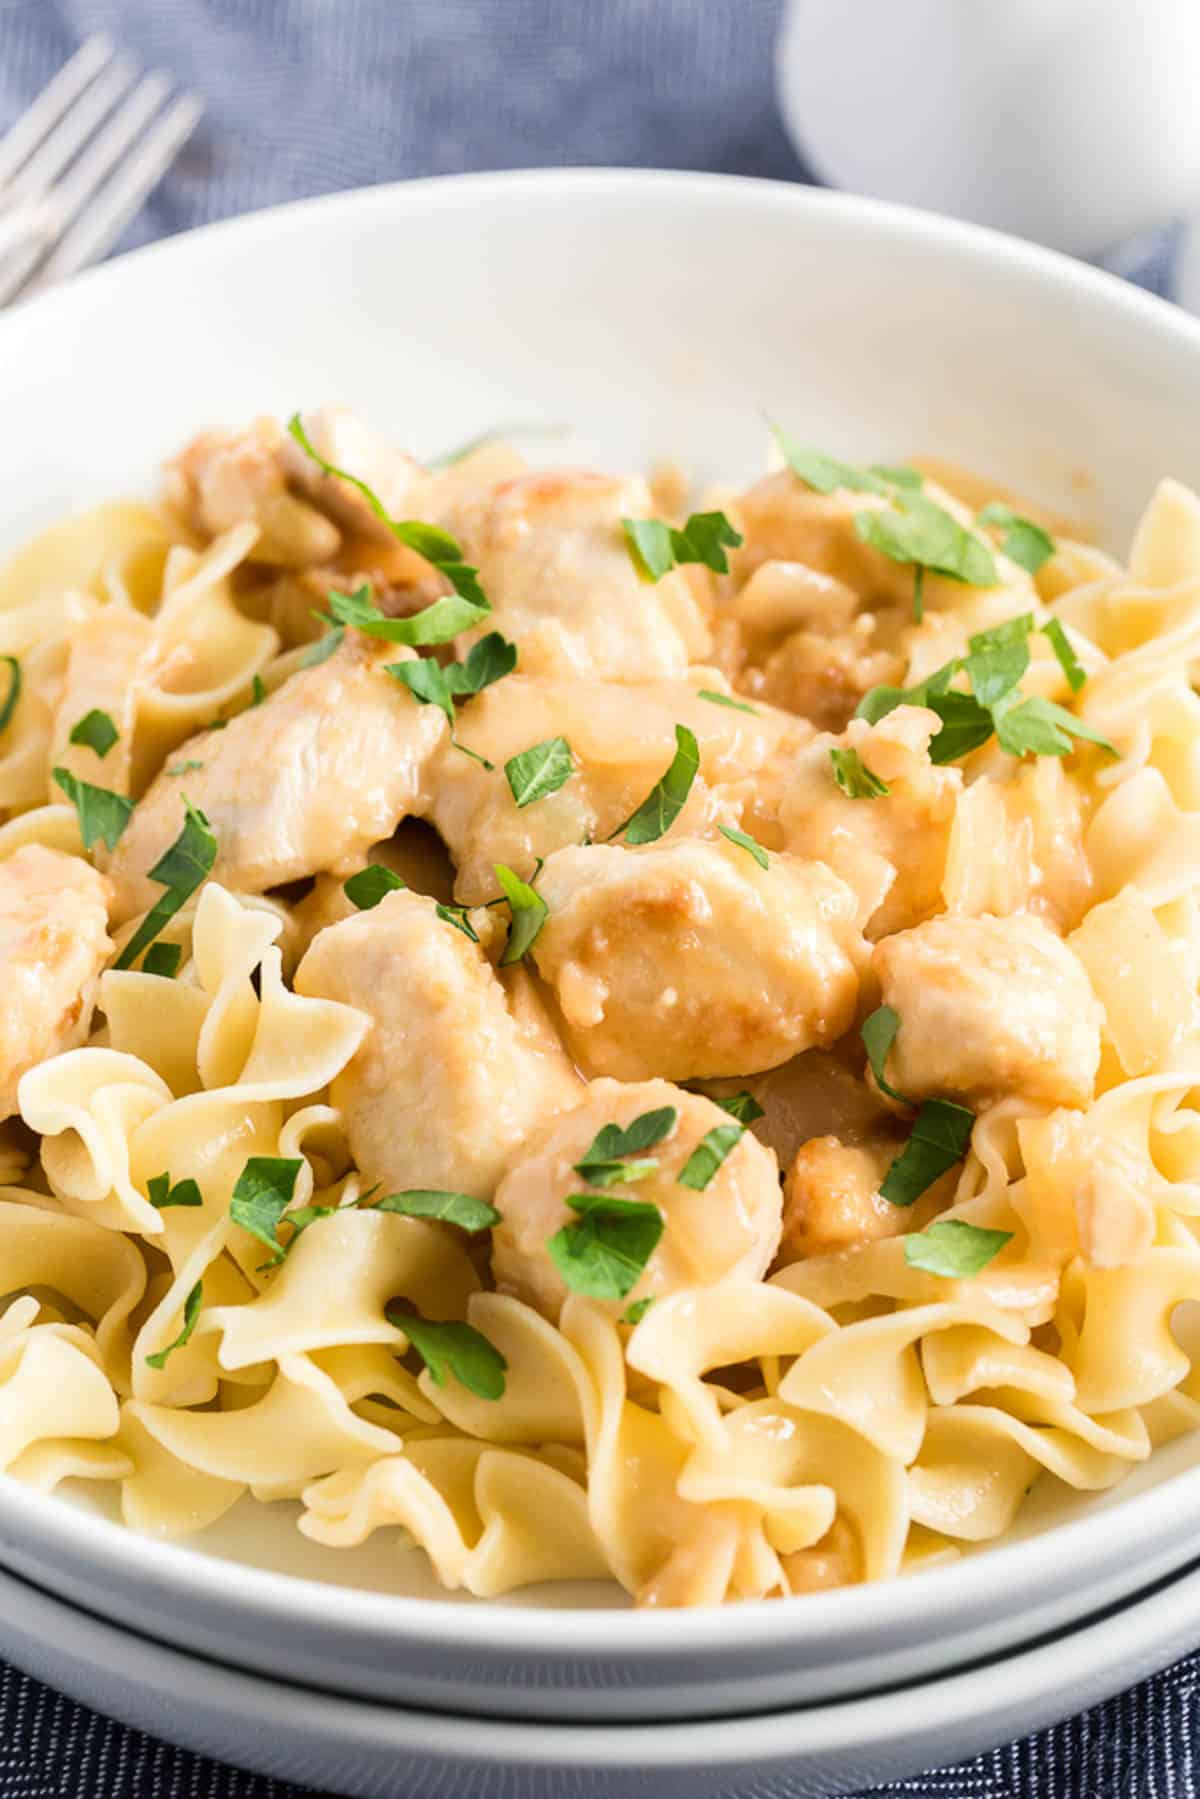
(0, 1, 1185, 1792)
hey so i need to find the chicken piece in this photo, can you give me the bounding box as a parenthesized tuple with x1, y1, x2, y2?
(107, 635, 446, 924)
(780, 705, 963, 938)
(873, 912, 1103, 1111)
(491, 1079, 783, 1320)
(729, 561, 904, 731)
(438, 468, 711, 680)
(532, 838, 865, 1082)
(427, 671, 800, 903)
(47, 608, 154, 796)
(0, 847, 112, 1119)
(780, 1133, 948, 1262)
(294, 889, 581, 1198)
(700, 1047, 892, 1171)
(165, 418, 342, 569)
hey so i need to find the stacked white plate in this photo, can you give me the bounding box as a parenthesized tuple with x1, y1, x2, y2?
(4, 170, 1200, 1795)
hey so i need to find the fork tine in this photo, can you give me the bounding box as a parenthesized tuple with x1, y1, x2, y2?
(5, 53, 139, 203)
(20, 93, 204, 300)
(50, 71, 172, 217)
(0, 34, 115, 190)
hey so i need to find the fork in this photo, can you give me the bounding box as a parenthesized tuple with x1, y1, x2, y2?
(0, 34, 203, 307)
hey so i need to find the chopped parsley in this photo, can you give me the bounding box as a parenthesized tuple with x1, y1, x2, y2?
(574, 1106, 677, 1189)
(344, 865, 406, 911)
(976, 502, 1055, 576)
(145, 1279, 202, 1370)
(622, 511, 743, 582)
(374, 1189, 501, 1232)
(0, 656, 20, 735)
(113, 800, 217, 970)
(696, 688, 758, 716)
(68, 708, 119, 758)
(678, 1122, 744, 1190)
(324, 580, 485, 651)
(386, 631, 517, 767)
(147, 1172, 202, 1209)
(504, 736, 575, 808)
(718, 823, 769, 868)
(141, 942, 182, 979)
(250, 674, 267, 706)
(830, 746, 890, 799)
(904, 1218, 1013, 1278)
(621, 1297, 655, 1326)
(300, 624, 344, 667)
(436, 901, 480, 943)
(389, 1307, 507, 1399)
(52, 768, 134, 852)
(714, 1091, 764, 1125)
(229, 1156, 304, 1266)
(547, 1192, 665, 1301)
(861, 1005, 976, 1208)
(609, 724, 699, 845)
(493, 862, 547, 964)
(166, 760, 204, 778)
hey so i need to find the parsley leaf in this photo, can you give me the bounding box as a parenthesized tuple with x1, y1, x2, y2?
(493, 862, 547, 964)
(435, 902, 479, 942)
(445, 631, 518, 696)
(575, 1107, 678, 1179)
(871, 464, 923, 490)
(861, 1004, 907, 1105)
(993, 695, 1116, 760)
(610, 724, 700, 845)
(622, 511, 743, 582)
(696, 688, 758, 716)
(145, 1279, 203, 1370)
(771, 426, 891, 497)
(142, 942, 182, 980)
(113, 800, 217, 970)
(855, 492, 998, 591)
(250, 674, 267, 706)
(68, 708, 119, 758)
(1042, 617, 1086, 693)
(327, 581, 486, 650)
(621, 1296, 655, 1325)
(829, 746, 890, 799)
(547, 1192, 665, 1300)
(881, 1099, 976, 1208)
(389, 1308, 507, 1399)
(300, 624, 345, 667)
(386, 656, 456, 726)
(505, 736, 575, 808)
(0, 656, 20, 735)
(678, 1123, 744, 1190)
(229, 1156, 303, 1265)
(166, 760, 204, 777)
(718, 823, 769, 868)
(977, 502, 1055, 576)
(52, 768, 134, 852)
(374, 1189, 501, 1232)
(904, 1218, 1013, 1277)
(148, 1171, 203, 1209)
(714, 1091, 764, 1125)
(344, 865, 406, 911)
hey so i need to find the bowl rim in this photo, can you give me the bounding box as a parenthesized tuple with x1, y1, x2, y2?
(2, 164, 1200, 1657)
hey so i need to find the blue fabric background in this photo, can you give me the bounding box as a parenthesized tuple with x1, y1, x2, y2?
(0, 1, 1186, 1792)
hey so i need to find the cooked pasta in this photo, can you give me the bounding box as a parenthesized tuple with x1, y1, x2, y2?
(0, 407, 1197, 1607)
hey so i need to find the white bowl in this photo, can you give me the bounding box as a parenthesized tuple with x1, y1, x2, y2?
(3, 170, 1200, 1722)
(3, 1549, 1200, 1798)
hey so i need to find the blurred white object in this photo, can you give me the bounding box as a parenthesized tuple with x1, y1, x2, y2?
(777, 0, 1200, 255)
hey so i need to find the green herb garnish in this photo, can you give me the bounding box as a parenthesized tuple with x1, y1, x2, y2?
(622, 511, 743, 582)
(976, 503, 1055, 576)
(436, 902, 479, 942)
(904, 1218, 1013, 1277)
(113, 800, 217, 970)
(250, 674, 267, 706)
(861, 1005, 976, 1207)
(374, 1189, 501, 1232)
(147, 1172, 203, 1209)
(52, 768, 134, 852)
(141, 942, 182, 979)
(344, 865, 406, 911)
(166, 760, 204, 778)
(830, 746, 890, 799)
(229, 1156, 303, 1266)
(505, 736, 575, 808)
(714, 1091, 764, 1125)
(610, 724, 699, 845)
(145, 1280, 203, 1370)
(300, 625, 345, 668)
(547, 1192, 665, 1301)
(678, 1122, 744, 1190)
(493, 862, 547, 964)
(574, 1107, 677, 1190)
(0, 657, 20, 735)
(696, 689, 758, 716)
(717, 823, 770, 868)
(68, 708, 118, 758)
(389, 1308, 507, 1399)
(621, 1297, 655, 1325)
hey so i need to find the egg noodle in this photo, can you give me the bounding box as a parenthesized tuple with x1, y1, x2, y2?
(0, 408, 1197, 1607)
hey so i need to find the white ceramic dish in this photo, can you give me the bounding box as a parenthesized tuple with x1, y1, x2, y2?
(3, 170, 1200, 1721)
(4, 1551, 1200, 1798)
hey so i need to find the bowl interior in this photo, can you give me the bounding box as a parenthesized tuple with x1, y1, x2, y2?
(2, 169, 1200, 1644)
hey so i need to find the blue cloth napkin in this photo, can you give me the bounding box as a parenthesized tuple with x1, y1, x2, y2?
(0, 2, 1188, 1793)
